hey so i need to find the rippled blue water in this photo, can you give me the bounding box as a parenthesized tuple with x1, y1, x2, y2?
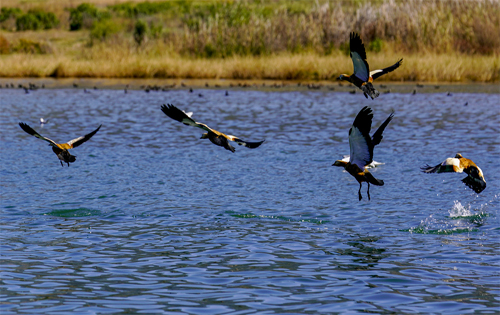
(1, 87, 499, 314)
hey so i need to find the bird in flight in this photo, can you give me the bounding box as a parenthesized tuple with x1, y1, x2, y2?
(161, 104, 264, 153)
(338, 32, 403, 99)
(421, 153, 486, 194)
(333, 106, 394, 200)
(19, 122, 101, 167)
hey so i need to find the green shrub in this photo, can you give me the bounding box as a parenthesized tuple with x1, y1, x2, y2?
(69, 3, 108, 31)
(16, 13, 40, 30)
(203, 42, 217, 58)
(15, 38, 52, 54)
(16, 10, 59, 31)
(149, 22, 163, 39)
(368, 38, 383, 53)
(90, 20, 120, 42)
(110, 1, 174, 18)
(134, 20, 147, 46)
(0, 7, 22, 23)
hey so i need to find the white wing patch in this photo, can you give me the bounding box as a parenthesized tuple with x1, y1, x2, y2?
(67, 136, 85, 147)
(369, 69, 383, 77)
(35, 134, 58, 147)
(349, 126, 372, 169)
(476, 166, 485, 180)
(351, 51, 369, 82)
(442, 157, 462, 173)
(343, 155, 383, 168)
(181, 117, 198, 127)
(180, 116, 212, 133)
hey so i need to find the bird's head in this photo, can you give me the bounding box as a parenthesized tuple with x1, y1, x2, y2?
(200, 133, 209, 139)
(455, 153, 463, 159)
(332, 160, 347, 167)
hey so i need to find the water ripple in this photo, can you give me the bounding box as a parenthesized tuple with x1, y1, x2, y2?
(0, 88, 499, 314)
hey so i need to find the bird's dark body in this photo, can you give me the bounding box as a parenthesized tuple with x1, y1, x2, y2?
(207, 132, 235, 153)
(52, 147, 76, 167)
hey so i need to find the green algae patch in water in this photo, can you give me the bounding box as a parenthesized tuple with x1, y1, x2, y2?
(447, 200, 491, 224)
(402, 227, 479, 235)
(43, 208, 102, 217)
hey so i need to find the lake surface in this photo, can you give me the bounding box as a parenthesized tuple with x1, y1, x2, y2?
(1, 87, 499, 314)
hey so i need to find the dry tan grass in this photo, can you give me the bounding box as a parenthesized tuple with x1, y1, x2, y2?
(1, 50, 498, 82)
(1, 0, 498, 81)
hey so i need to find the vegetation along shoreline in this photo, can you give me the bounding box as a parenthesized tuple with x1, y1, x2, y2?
(0, 0, 499, 82)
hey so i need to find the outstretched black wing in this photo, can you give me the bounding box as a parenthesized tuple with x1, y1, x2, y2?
(371, 112, 394, 146)
(370, 59, 403, 80)
(66, 125, 101, 149)
(161, 104, 212, 133)
(19, 122, 59, 148)
(232, 138, 265, 149)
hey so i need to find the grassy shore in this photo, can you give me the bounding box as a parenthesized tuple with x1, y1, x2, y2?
(1, 49, 498, 82)
(0, 0, 499, 82)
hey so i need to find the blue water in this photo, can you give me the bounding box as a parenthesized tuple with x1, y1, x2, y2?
(1, 87, 499, 314)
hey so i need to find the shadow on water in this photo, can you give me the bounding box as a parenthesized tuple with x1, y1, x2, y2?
(43, 208, 102, 217)
(330, 236, 389, 271)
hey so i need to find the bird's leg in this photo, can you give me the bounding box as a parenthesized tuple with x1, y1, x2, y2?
(367, 183, 371, 201)
(60, 160, 63, 167)
(358, 183, 363, 201)
(67, 162, 70, 167)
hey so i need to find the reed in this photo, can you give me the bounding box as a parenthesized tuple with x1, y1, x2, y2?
(0, 0, 498, 81)
(1, 49, 498, 82)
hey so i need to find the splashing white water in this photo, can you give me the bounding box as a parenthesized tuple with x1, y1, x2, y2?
(449, 200, 473, 218)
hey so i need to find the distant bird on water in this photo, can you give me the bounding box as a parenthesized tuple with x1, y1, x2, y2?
(19, 122, 101, 167)
(338, 32, 403, 99)
(161, 104, 264, 153)
(333, 106, 394, 200)
(421, 153, 486, 193)
(40, 118, 49, 126)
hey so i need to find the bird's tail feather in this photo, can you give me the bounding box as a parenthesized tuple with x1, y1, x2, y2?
(361, 83, 380, 100)
(364, 172, 384, 186)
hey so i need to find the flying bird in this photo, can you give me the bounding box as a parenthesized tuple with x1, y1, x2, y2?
(161, 104, 264, 153)
(421, 153, 486, 193)
(338, 32, 403, 99)
(333, 106, 394, 200)
(19, 122, 101, 167)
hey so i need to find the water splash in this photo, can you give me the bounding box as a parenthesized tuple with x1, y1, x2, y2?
(449, 200, 473, 218)
(405, 200, 490, 234)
